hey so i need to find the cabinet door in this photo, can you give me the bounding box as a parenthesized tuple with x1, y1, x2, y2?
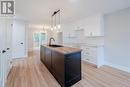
(81, 46, 97, 64)
(5, 20, 13, 76)
(89, 47, 97, 58)
(65, 52, 81, 86)
(80, 46, 90, 60)
(0, 19, 5, 87)
(12, 21, 26, 58)
(40, 46, 45, 63)
(84, 15, 104, 37)
(0, 18, 12, 87)
(45, 48, 52, 69)
(52, 51, 64, 85)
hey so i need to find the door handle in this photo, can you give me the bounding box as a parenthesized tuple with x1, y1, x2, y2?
(20, 43, 23, 45)
(2, 50, 6, 53)
(7, 48, 10, 50)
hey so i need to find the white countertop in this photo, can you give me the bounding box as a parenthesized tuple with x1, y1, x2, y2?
(63, 43, 104, 47)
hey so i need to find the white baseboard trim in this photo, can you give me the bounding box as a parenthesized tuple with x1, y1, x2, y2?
(82, 60, 97, 68)
(12, 57, 27, 59)
(105, 62, 130, 73)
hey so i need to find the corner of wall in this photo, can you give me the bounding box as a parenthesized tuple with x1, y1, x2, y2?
(105, 61, 130, 73)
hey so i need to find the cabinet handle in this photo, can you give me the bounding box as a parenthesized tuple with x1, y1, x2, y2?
(86, 59, 89, 61)
(2, 50, 6, 53)
(20, 43, 23, 45)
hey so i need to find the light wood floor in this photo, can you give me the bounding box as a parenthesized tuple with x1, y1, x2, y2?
(5, 50, 130, 87)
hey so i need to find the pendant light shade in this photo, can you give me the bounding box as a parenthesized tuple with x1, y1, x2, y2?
(57, 10, 61, 29)
(57, 24, 61, 29)
(51, 16, 53, 31)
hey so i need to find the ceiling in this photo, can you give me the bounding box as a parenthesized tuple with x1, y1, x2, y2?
(15, 0, 130, 24)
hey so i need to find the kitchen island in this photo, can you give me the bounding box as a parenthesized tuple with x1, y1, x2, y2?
(40, 45, 82, 87)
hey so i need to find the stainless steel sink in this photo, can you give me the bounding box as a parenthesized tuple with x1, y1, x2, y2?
(49, 44, 63, 47)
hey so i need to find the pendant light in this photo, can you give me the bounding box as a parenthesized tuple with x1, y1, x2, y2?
(57, 10, 61, 29)
(54, 14, 57, 30)
(51, 16, 53, 31)
(51, 9, 61, 31)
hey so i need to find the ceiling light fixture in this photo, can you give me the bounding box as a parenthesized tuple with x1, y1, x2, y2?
(50, 9, 61, 32)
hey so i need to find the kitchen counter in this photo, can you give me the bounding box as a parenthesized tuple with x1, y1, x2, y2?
(63, 43, 104, 46)
(42, 45, 82, 55)
(40, 45, 82, 87)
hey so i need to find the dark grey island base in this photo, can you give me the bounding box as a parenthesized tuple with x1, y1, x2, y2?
(40, 45, 82, 87)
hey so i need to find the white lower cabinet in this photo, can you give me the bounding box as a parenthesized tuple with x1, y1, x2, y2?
(80, 45, 104, 68)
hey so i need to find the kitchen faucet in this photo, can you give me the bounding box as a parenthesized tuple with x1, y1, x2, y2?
(49, 37, 55, 46)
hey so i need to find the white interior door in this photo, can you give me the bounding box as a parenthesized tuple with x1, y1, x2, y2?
(12, 20, 26, 58)
(6, 20, 13, 74)
(0, 19, 7, 87)
(0, 18, 12, 87)
(0, 18, 4, 87)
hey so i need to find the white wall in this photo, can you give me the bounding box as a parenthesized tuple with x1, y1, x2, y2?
(104, 7, 130, 72)
(27, 27, 34, 51)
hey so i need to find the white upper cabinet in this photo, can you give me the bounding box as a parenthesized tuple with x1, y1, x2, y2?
(84, 14, 104, 37)
(62, 24, 76, 39)
(62, 14, 104, 38)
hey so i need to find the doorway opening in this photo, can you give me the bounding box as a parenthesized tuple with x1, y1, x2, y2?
(33, 32, 47, 49)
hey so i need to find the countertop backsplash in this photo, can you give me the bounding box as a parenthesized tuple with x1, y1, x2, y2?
(63, 35, 104, 47)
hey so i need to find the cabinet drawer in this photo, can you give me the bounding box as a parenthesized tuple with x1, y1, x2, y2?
(89, 57, 97, 64)
(81, 54, 89, 59)
(82, 51, 89, 56)
(82, 50, 97, 58)
(81, 48, 90, 52)
(82, 54, 97, 64)
(82, 48, 90, 54)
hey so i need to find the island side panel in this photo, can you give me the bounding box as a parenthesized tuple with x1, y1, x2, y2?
(65, 52, 81, 87)
(40, 46, 45, 64)
(52, 51, 65, 86)
(45, 48, 52, 71)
